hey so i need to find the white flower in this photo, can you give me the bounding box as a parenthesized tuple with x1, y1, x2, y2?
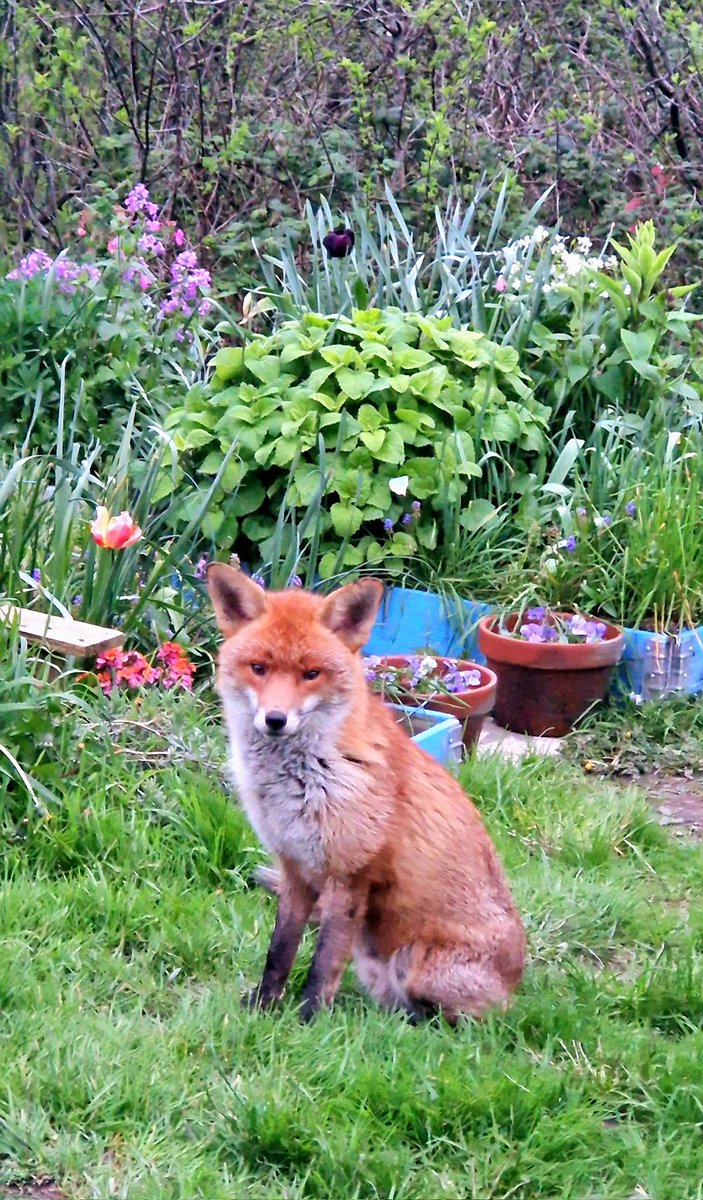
(389, 475, 409, 496)
(562, 252, 585, 276)
(576, 236, 593, 253)
(533, 225, 550, 243)
(418, 656, 437, 677)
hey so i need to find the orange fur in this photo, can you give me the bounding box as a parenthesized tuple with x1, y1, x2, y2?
(207, 566, 526, 1023)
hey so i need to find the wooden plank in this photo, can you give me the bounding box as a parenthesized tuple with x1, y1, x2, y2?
(0, 605, 125, 657)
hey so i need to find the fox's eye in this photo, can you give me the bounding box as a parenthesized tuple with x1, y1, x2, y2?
(302, 668, 320, 681)
(250, 662, 267, 676)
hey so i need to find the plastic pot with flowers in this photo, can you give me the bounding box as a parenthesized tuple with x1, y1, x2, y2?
(478, 608, 624, 738)
(363, 652, 497, 750)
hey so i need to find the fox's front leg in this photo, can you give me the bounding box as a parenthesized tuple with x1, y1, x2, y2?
(300, 877, 366, 1022)
(244, 860, 317, 1011)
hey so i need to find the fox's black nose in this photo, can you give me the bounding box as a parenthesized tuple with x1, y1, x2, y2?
(265, 711, 287, 733)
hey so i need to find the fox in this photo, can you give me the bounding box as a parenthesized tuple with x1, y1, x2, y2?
(207, 564, 526, 1024)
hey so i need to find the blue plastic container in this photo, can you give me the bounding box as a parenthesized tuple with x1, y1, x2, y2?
(364, 586, 490, 662)
(615, 625, 703, 700)
(390, 703, 463, 766)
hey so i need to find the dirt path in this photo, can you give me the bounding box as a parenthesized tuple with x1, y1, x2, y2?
(638, 772, 703, 840)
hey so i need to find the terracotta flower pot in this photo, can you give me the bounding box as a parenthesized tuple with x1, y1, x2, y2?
(373, 655, 497, 750)
(477, 613, 625, 737)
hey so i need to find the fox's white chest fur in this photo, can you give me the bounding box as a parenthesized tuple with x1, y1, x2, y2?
(222, 694, 381, 878)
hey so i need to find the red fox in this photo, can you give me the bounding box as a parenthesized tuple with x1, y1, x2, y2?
(207, 565, 526, 1023)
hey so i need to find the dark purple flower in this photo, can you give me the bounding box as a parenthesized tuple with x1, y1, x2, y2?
(565, 535, 577, 552)
(383, 518, 394, 533)
(72, 595, 82, 606)
(31, 567, 41, 582)
(322, 227, 355, 258)
(626, 500, 636, 516)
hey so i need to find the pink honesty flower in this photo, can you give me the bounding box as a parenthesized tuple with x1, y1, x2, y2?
(173, 228, 186, 247)
(107, 236, 120, 254)
(495, 275, 508, 293)
(91, 506, 142, 550)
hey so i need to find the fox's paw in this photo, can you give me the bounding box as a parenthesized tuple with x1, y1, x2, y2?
(299, 996, 319, 1023)
(241, 985, 280, 1012)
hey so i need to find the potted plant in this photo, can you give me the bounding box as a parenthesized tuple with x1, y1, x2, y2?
(364, 653, 497, 750)
(478, 608, 624, 737)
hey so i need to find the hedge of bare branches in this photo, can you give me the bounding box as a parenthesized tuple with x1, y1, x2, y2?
(1, 0, 702, 271)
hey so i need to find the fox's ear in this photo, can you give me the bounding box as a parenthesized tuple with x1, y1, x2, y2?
(320, 578, 384, 651)
(206, 564, 266, 637)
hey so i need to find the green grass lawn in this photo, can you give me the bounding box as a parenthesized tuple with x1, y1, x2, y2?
(2, 693, 703, 1199)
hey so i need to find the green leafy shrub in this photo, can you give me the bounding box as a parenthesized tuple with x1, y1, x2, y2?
(166, 308, 550, 576)
(518, 222, 703, 433)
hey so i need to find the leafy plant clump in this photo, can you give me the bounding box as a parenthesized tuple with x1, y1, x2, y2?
(167, 307, 550, 575)
(565, 695, 703, 778)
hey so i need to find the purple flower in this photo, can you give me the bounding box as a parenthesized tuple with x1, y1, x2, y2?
(124, 183, 159, 220)
(411, 500, 421, 513)
(602, 513, 612, 527)
(518, 621, 558, 643)
(519, 622, 547, 642)
(626, 500, 636, 516)
(194, 555, 208, 581)
(6, 249, 52, 281)
(72, 595, 82, 606)
(567, 615, 607, 643)
(576, 507, 587, 519)
(401, 513, 412, 526)
(288, 574, 303, 588)
(362, 655, 382, 683)
(158, 250, 211, 325)
(383, 518, 394, 533)
(137, 233, 165, 257)
(444, 667, 483, 693)
(322, 227, 355, 258)
(252, 573, 266, 589)
(31, 567, 41, 582)
(527, 606, 546, 621)
(564, 535, 577, 552)
(7, 250, 99, 292)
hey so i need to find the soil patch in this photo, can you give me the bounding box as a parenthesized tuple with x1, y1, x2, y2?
(1, 1183, 65, 1199)
(639, 772, 703, 840)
